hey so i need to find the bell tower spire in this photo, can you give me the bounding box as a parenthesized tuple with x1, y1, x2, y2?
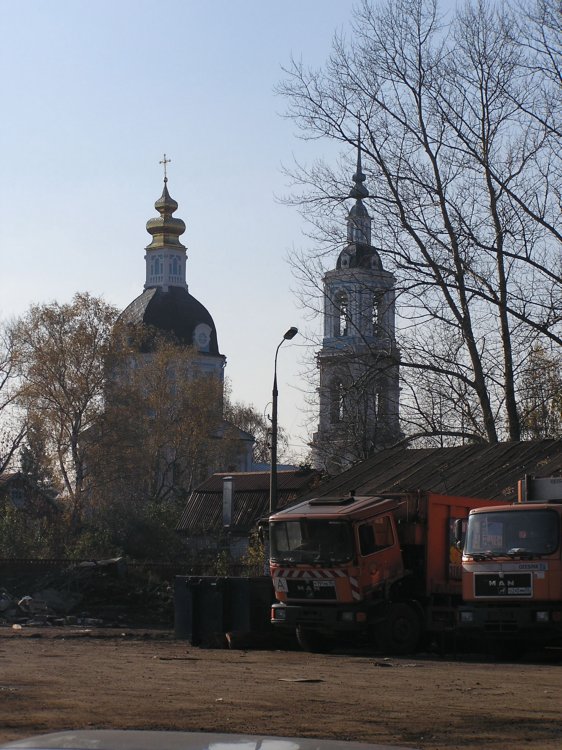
(347, 121, 372, 246)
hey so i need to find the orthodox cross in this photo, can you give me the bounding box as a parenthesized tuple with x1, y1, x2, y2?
(159, 153, 171, 182)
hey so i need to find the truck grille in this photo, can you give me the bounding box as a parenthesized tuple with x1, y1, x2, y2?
(484, 609, 520, 633)
(286, 579, 337, 600)
(474, 572, 532, 598)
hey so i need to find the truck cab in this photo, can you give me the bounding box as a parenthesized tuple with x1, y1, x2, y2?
(269, 490, 496, 653)
(269, 495, 408, 652)
(458, 477, 562, 647)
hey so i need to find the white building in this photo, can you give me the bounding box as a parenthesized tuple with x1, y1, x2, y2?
(312, 139, 401, 474)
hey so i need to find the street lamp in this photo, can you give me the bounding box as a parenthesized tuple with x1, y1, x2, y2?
(269, 326, 298, 516)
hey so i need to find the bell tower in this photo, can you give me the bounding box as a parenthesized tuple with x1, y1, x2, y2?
(312, 131, 401, 474)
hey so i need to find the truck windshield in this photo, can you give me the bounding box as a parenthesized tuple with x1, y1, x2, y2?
(465, 509, 560, 558)
(270, 519, 354, 565)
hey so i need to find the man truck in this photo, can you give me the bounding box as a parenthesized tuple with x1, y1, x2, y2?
(269, 490, 498, 653)
(457, 475, 562, 650)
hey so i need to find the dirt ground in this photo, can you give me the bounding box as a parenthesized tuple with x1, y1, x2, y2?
(0, 628, 561, 750)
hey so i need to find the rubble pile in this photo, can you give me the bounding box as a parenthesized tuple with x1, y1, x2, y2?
(0, 558, 174, 629)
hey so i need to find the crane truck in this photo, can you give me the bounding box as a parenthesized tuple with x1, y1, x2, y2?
(457, 475, 562, 650)
(269, 490, 498, 653)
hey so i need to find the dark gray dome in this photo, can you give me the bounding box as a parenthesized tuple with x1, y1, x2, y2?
(119, 286, 220, 355)
(337, 243, 382, 271)
(348, 200, 370, 219)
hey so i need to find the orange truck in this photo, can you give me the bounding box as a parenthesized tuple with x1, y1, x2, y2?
(457, 476, 562, 648)
(269, 490, 497, 653)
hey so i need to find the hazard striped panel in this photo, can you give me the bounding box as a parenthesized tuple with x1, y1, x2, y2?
(272, 568, 362, 601)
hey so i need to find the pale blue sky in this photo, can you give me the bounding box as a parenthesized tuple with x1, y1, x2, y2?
(0, 1, 362, 457)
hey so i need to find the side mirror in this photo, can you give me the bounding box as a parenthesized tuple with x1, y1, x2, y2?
(257, 520, 269, 544)
(454, 518, 467, 549)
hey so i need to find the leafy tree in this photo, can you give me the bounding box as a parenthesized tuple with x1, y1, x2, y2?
(81, 328, 242, 559)
(0, 503, 62, 557)
(0, 322, 26, 473)
(279, 0, 561, 447)
(19, 419, 60, 498)
(224, 392, 290, 465)
(96, 328, 232, 501)
(519, 344, 562, 440)
(13, 293, 118, 528)
(241, 526, 266, 574)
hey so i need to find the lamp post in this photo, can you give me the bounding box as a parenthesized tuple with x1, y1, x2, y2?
(269, 326, 298, 516)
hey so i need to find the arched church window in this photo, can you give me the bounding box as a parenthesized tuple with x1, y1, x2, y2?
(350, 221, 362, 243)
(330, 380, 345, 424)
(372, 293, 383, 334)
(335, 292, 349, 337)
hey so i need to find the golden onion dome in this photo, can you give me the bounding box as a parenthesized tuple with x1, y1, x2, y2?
(145, 180, 186, 250)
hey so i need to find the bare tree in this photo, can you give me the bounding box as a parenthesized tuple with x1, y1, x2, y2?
(516, 0, 561, 117)
(279, 0, 561, 446)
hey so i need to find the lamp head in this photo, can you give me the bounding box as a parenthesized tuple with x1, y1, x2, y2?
(283, 326, 298, 341)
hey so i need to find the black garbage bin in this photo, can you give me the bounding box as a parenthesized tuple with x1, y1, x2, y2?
(228, 576, 274, 633)
(174, 576, 227, 646)
(174, 575, 275, 646)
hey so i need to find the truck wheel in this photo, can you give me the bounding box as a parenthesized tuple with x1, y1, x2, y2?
(377, 603, 421, 655)
(296, 626, 334, 654)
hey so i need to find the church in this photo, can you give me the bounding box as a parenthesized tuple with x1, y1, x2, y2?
(312, 137, 402, 473)
(115, 159, 255, 479)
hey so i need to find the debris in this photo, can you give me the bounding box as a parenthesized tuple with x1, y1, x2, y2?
(278, 678, 324, 683)
(0, 558, 174, 629)
(157, 657, 200, 661)
(32, 588, 81, 614)
(18, 596, 49, 615)
(0, 591, 14, 612)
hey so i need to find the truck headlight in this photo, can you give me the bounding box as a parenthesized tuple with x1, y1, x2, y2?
(535, 611, 549, 623)
(340, 611, 354, 622)
(460, 611, 474, 624)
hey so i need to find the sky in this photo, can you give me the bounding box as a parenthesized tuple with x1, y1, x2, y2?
(0, 1, 362, 458)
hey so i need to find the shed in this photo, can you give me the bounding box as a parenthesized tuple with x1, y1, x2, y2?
(176, 468, 321, 560)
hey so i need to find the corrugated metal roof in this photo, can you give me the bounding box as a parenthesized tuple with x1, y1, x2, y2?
(189, 470, 319, 493)
(302, 440, 562, 502)
(176, 441, 562, 535)
(176, 469, 321, 534)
